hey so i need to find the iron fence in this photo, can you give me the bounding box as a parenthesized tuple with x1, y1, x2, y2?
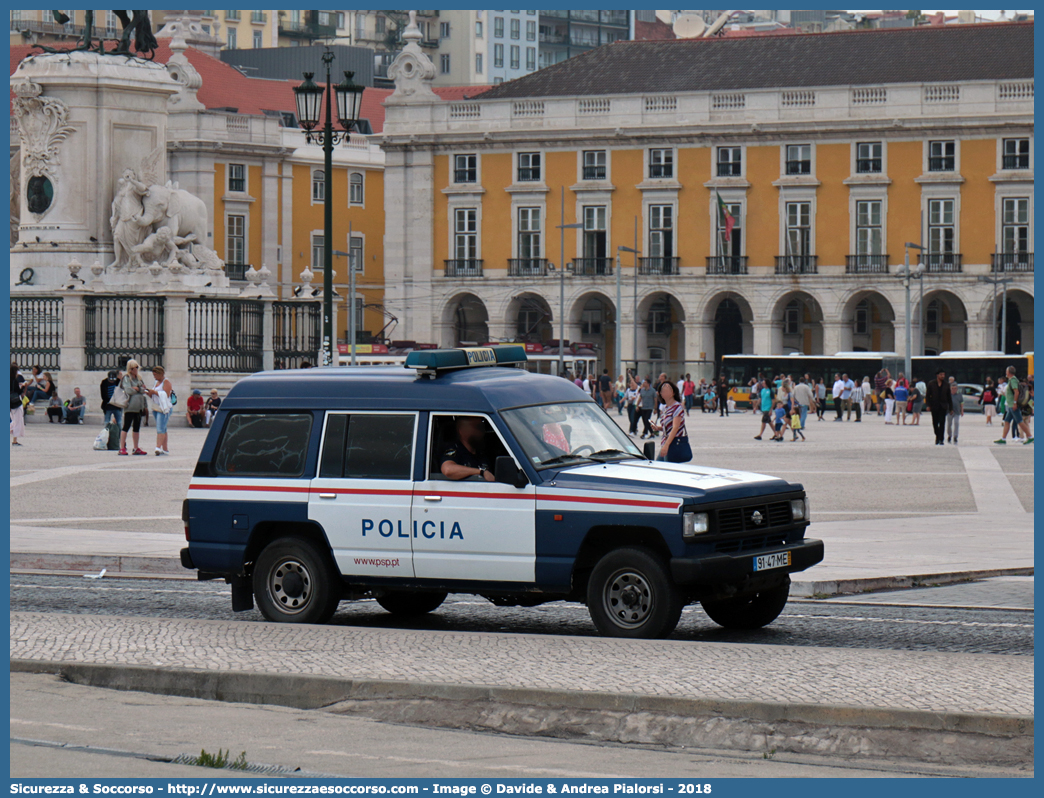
(273, 301, 321, 369)
(638, 257, 680, 275)
(775, 255, 818, 275)
(992, 252, 1033, 272)
(187, 298, 264, 373)
(84, 296, 164, 371)
(10, 297, 63, 372)
(845, 254, 890, 274)
(924, 253, 963, 273)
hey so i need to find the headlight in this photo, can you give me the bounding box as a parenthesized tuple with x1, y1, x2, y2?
(682, 512, 709, 539)
(790, 498, 809, 522)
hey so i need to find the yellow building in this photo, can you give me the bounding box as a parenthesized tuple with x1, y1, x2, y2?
(380, 22, 1035, 375)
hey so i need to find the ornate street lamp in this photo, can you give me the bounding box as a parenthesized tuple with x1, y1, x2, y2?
(293, 52, 364, 366)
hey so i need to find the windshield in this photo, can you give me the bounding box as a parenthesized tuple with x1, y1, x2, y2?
(501, 402, 644, 471)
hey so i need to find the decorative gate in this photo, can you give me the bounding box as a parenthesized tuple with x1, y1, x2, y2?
(187, 298, 264, 373)
(10, 297, 63, 371)
(84, 296, 165, 371)
(272, 301, 321, 369)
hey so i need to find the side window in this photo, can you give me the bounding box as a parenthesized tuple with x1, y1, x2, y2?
(214, 414, 312, 477)
(319, 413, 415, 480)
(428, 414, 508, 479)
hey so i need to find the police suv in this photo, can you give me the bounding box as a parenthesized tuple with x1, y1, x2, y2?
(181, 346, 823, 639)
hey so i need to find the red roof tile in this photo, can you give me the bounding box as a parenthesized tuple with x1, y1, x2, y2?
(634, 18, 676, 41)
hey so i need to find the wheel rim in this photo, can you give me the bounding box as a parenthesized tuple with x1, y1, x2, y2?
(267, 556, 313, 616)
(602, 567, 654, 629)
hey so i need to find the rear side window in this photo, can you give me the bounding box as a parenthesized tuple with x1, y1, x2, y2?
(319, 413, 415, 480)
(213, 413, 313, 477)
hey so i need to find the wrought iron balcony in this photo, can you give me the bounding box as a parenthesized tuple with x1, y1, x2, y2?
(278, 19, 337, 39)
(507, 258, 548, 277)
(785, 160, 811, 175)
(845, 254, 890, 274)
(706, 256, 748, 275)
(251, 11, 267, 24)
(1002, 154, 1030, 170)
(638, 257, 680, 275)
(444, 259, 483, 277)
(775, 255, 818, 275)
(573, 258, 613, 276)
(923, 253, 962, 273)
(856, 158, 882, 173)
(453, 169, 477, 183)
(992, 252, 1033, 272)
(581, 165, 606, 180)
(716, 162, 742, 177)
(928, 156, 955, 172)
(225, 263, 251, 281)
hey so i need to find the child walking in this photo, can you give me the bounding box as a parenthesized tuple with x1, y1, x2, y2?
(790, 408, 805, 441)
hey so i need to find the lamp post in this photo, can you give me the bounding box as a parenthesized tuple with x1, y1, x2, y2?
(555, 186, 584, 378)
(618, 243, 639, 380)
(293, 52, 363, 367)
(898, 242, 924, 380)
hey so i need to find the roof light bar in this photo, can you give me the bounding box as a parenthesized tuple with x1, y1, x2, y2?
(405, 345, 528, 376)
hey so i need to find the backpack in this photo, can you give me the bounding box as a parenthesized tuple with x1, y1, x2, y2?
(1017, 385, 1031, 409)
(105, 420, 121, 450)
(982, 389, 993, 404)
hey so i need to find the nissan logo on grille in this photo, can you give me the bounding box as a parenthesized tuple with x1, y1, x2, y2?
(750, 510, 764, 526)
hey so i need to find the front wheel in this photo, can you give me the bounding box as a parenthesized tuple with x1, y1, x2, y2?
(586, 547, 683, 639)
(376, 591, 447, 616)
(253, 537, 342, 624)
(701, 578, 790, 630)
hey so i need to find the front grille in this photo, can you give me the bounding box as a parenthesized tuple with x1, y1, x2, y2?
(715, 500, 791, 536)
(714, 533, 789, 554)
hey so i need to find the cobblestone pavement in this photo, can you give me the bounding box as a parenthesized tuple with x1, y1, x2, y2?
(11, 611, 1033, 717)
(823, 576, 1034, 610)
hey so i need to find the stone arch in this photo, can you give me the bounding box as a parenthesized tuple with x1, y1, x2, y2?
(701, 290, 755, 362)
(504, 291, 555, 344)
(981, 287, 1034, 354)
(634, 290, 687, 375)
(439, 292, 489, 348)
(840, 290, 896, 353)
(915, 290, 967, 355)
(567, 290, 617, 375)
(770, 290, 825, 355)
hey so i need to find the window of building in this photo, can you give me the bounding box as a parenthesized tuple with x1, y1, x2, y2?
(215, 414, 312, 477)
(312, 233, 324, 269)
(784, 301, 801, 335)
(353, 296, 364, 332)
(649, 300, 671, 335)
(510, 44, 520, 69)
(1002, 198, 1029, 253)
(581, 301, 602, 334)
(455, 208, 478, 260)
(717, 147, 741, 177)
(582, 150, 606, 180)
(227, 163, 246, 193)
(526, 46, 536, 70)
(785, 202, 811, 255)
(440, 53, 451, 74)
(226, 215, 245, 265)
(476, 20, 482, 37)
(928, 140, 955, 172)
(855, 200, 883, 255)
(454, 154, 477, 183)
(335, 11, 344, 29)
(854, 300, 870, 336)
(312, 169, 324, 202)
(320, 413, 414, 480)
(927, 199, 955, 254)
(1003, 138, 1030, 170)
(494, 43, 504, 67)
(226, 27, 237, 49)
(856, 142, 882, 174)
(440, 21, 450, 38)
(356, 14, 367, 40)
(475, 53, 483, 73)
(518, 207, 541, 259)
(518, 152, 541, 182)
(648, 205, 673, 259)
(252, 29, 262, 48)
(349, 172, 363, 204)
(493, 77, 503, 85)
(510, 18, 520, 38)
(517, 299, 544, 339)
(582, 206, 607, 263)
(526, 20, 536, 40)
(926, 300, 939, 335)
(349, 234, 364, 272)
(717, 202, 742, 256)
(494, 16, 504, 37)
(375, 15, 385, 34)
(649, 148, 673, 179)
(785, 144, 811, 175)
(226, 10, 240, 22)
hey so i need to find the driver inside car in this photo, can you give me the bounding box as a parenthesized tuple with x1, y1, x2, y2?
(440, 416, 497, 481)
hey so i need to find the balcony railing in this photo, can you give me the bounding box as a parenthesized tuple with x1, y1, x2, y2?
(775, 255, 818, 274)
(717, 162, 741, 177)
(923, 253, 962, 273)
(638, 257, 680, 275)
(928, 157, 955, 172)
(1002, 155, 1030, 170)
(539, 32, 567, 43)
(582, 165, 606, 180)
(251, 11, 267, 24)
(706, 256, 748, 275)
(845, 254, 890, 274)
(992, 252, 1033, 272)
(453, 169, 477, 183)
(603, 11, 629, 26)
(225, 263, 251, 281)
(574, 258, 613, 276)
(785, 160, 811, 175)
(278, 19, 337, 39)
(444, 259, 483, 277)
(507, 258, 548, 277)
(856, 158, 882, 173)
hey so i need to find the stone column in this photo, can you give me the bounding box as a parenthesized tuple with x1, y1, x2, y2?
(966, 320, 993, 353)
(751, 321, 780, 355)
(59, 290, 86, 373)
(821, 321, 845, 357)
(261, 297, 276, 371)
(164, 295, 190, 387)
(685, 322, 715, 363)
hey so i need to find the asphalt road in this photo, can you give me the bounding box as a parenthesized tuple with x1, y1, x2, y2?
(10, 575, 1033, 656)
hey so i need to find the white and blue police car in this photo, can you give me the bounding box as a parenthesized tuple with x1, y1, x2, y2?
(181, 346, 823, 639)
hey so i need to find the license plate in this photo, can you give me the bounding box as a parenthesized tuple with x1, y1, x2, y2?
(753, 551, 791, 572)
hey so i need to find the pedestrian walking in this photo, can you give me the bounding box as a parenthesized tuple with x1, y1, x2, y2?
(10, 363, 26, 446)
(624, 377, 640, 435)
(118, 360, 149, 456)
(815, 378, 827, 420)
(882, 380, 896, 424)
(717, 375, 730, 417)
(848, 380, 863, 422)
(925, 370, 949, 445)
(831, 373, 845, 421)
(995, 365, 1034, 445)
(99, 370, 123, 428)
(894, 380, 908, 426)
(945, 377, 963, 444)
(651, 381, 691, 463)
(637, 378, 656, 439)
(754, 380, 774, 440)
(770, 400, 787, 441)
(981, 378, 996, 425)
(790, 408, 805, 441)
(614, 374, 626, 415)
(145, 365, 174, 456)
(598, 369, 613, 411)
(682, 373, 696, 415)
(792, 377, 816, 429)
(909, 379, 923, 426)
(861, 376, 873, 414)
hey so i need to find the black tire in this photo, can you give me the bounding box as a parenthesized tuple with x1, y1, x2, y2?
(701, 578, 790, 630)
(586, 547, 683, 639)
(376, 591, 448, 616)
(253, 537, 342, 624)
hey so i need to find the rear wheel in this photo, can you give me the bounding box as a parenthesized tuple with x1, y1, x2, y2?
(376, 591, 448, 616)
(586, 547, 683, 639)
(253, 537, 341, 624)
(701, 578, 790, 630)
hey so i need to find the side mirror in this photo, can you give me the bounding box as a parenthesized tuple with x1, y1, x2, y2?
(495, 455, 528, 488)
(643, 441, 656, 461)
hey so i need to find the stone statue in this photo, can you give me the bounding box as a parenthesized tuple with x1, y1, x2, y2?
(10, 154, 20, 246)
(44, 10, 158, 59)
(386, 10, 439, 105)
(109, 168, 149, 270)
(131, 225, 179, 269)
(137, 181, 209, 247)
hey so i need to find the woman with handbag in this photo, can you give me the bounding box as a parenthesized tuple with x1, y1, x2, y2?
(11, 363, 26, 446)
(145, 365, 174, 456)
(117, 360, 148, 455)
(651, 381, 691, 463)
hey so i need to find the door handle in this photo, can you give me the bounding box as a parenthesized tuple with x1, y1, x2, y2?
(423, 495, 443, 502)
(318, 493, 336, 499)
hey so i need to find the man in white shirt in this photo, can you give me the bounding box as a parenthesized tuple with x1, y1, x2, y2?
(792, 377, 816, 429)
(831, 373, 845, 421)
(848, 380, 863, 422)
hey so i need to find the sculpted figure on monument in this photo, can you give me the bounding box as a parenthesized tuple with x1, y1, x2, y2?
(137, 181, 209, 247)
(131, 225, 179, 269)
(109, 168, 149, 270)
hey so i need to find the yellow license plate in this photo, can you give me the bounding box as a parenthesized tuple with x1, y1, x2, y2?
(753, 551, 791, 572)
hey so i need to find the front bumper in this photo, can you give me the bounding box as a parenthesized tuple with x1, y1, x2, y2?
(670, 538, 824, 586)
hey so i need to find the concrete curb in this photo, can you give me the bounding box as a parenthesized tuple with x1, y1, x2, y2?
(790, 567, 1035, 597)
(11, 658, 1033, 739)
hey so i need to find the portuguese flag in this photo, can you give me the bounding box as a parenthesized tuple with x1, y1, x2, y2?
(716, 190, 735, 242)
